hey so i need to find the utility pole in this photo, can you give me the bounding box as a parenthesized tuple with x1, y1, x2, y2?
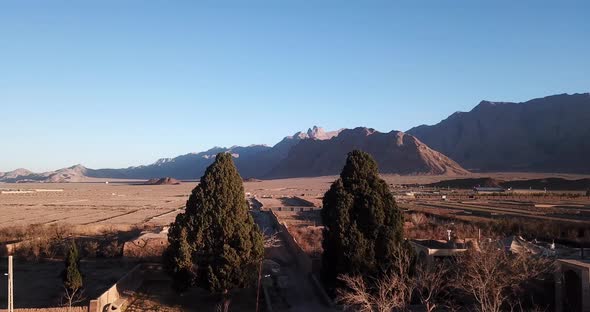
(7, 256, 13, 312)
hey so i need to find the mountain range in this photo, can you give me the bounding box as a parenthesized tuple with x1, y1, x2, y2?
(0, 126, 467, 182)
(407, 93, 590, 172)
(2, 93, 589, 183)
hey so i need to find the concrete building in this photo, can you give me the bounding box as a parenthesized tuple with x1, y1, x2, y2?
(409, 239, 475, 267)
(555, 259, 590, 312)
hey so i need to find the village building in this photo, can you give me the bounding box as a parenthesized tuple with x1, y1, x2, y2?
(409, 238, 476, 267)
(555, 259, 590, 312)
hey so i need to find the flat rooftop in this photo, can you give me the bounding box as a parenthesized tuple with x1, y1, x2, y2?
(411, 239, 470, 250)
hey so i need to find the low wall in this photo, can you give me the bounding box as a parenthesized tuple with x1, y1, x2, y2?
(87, 263, 145, 312)
(0, 239, 35, 257)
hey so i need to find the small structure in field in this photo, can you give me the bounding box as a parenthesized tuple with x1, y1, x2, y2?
(473, 186, 506, 194)
(410, 238, 476, 267)
(501, 235, 555, 256)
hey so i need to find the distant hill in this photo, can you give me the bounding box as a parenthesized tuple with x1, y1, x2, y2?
(407, 93, 590, 173)
(426, 177, 590, 191)
(0, 165, 93, 183)
(427, 177, 502, 189)
(144, 177, 181, 185)
(1, 126, 468, 182)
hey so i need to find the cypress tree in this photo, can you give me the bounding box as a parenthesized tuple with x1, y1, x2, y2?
(321, 150, 408, 287)
(62, 240, 83, 306)
(164, 225, 195, 293)
(165, 153, 264, 294)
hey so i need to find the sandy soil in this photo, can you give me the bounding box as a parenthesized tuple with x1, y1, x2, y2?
(1, 172, 588, 231)
(0, 182, 194, 229)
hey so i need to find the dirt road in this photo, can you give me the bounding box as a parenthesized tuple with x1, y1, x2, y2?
(252, 210, 334, 312)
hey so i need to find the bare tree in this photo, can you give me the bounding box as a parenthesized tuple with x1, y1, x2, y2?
(216, 299, 231, 312)
(62, 286, 84, 309)
(455, 242, 553, 312)
(415, 262, 450, 312)
(337, 250, 415, 312)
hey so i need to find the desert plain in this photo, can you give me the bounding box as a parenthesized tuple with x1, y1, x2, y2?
(1, 172, 590, 310)
(2, 172, 590, 230)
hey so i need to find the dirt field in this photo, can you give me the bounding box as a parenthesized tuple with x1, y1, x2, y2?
(1, 172, 589, 241)
(0, 182, 194, 230)
(1, 173, 589, 310)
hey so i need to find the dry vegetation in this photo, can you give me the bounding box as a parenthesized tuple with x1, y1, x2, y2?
(290, 225, 323, 257)
(0, 222, 153, 261)
(337, 243, 553, 312)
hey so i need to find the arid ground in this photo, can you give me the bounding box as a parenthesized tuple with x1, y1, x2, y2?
(1, 172, 589, 230)
(1, 173, 589, 310)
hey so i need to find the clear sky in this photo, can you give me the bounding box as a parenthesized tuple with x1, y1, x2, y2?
(1, 0, 589, 172)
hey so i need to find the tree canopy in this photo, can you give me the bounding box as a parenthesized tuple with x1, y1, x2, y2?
(321, 150, 408, 287)
(165, 153, 264, 294)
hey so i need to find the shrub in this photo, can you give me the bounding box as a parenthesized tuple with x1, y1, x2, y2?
(82, 241, 99, 258)
(100, 240, 121, 258)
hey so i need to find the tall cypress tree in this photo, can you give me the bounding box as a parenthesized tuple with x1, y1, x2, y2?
(321, 150, 408, 287)
(62, 240, 83, 307)
(165, 153, 264, 294)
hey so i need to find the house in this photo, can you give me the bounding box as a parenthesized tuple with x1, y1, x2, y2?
(555, 259, 590, 312)
(410, 238, 476, 267)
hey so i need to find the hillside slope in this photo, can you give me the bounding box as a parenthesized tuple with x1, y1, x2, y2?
(266, 127, 469, 178)
(1, 126, 467, 182)
(408, 93, 590, 172)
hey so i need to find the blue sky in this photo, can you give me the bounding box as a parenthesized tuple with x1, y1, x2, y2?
(1, 0, 589, 172)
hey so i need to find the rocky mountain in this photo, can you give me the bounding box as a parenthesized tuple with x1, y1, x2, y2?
(407, 93, 590, 172)
(0, 168, 39, 183)
(266, 128, 469, 178)
(0, 165, 91, 183)
(0, 126, 468, 182)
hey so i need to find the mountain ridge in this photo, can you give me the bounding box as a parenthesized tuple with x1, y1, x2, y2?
(407, 93, 590, 172)
(1, 126, 468, 182)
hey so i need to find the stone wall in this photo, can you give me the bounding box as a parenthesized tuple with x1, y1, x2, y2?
(87, 263, 145, 312)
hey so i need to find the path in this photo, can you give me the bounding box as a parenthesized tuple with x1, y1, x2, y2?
(252, 210, 334, 312)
